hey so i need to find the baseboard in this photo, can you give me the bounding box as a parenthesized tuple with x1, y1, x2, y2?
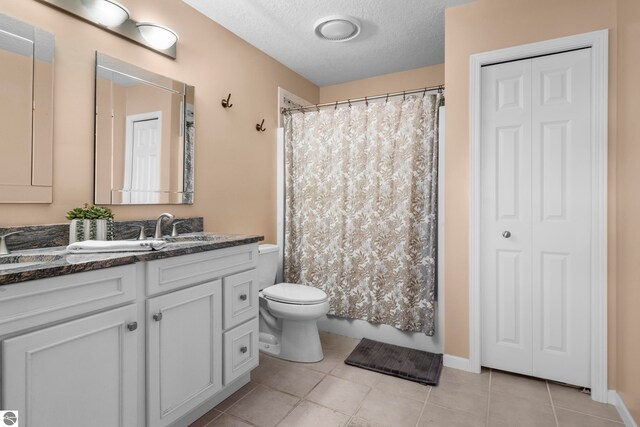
(609, 390, 638, 427)
(443, 354, 474, 372)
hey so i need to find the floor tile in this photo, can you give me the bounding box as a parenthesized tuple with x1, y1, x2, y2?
(278, 400, 350, 427)
(306, 353, 343, 374)
(438, 367, 490, 396)
(331, 363, 384, 387)
(555, 408, 624, 427)
(306, 375, 370, 415)
(347, 417, 385, 427)
(215, 381, 258, 412)
(418, 403, 486, 427)
(207, 414, 254, 427)
(373, 374, 430, 403)
(428, 383, 488, 416)
(489, 391, 555, 427)
(491, 370, 551, 404)
(549, 383, 622, 422)
(190, 409, 223, 427)
(262, 365, 324, 397)
(320, 333, 361, 357)
(227, 385, 299, 427)
(355, 387, 424, 427)
(250, 354, 287, 384)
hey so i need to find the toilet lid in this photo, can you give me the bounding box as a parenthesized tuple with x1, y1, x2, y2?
(262, 283, 328, 305)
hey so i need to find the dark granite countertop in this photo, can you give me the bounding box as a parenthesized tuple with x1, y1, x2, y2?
(0, 233, 264, 286)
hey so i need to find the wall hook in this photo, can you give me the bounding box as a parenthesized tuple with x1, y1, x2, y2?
(221, 93, 233, 108)
(256, 119, 266, 132)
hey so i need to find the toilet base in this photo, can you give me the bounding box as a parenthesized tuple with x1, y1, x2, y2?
(258, 319, 324, 363)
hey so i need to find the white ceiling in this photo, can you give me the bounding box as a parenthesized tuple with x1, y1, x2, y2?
(182, 0, 474, 86)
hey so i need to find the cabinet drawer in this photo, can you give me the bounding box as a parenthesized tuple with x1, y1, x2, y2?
(223, 318, 259, 385)
(146, 244, 258, 296)
(223, 269, 258, 330)
(0, 264, 137, 336)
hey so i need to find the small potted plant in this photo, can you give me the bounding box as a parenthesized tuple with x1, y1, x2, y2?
(66, 204, 115, 243)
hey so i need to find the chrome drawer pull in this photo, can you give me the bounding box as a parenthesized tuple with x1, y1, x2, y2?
(153, 312, 163, 322)
(127, 322, 138, 331)
(240, 346, 248, 354)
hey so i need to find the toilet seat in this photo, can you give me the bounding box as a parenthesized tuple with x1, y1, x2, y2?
(261, 283, 328, 305)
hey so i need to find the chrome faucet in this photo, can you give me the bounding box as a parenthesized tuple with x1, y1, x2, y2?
(154, 213, 174, 239)
(0, 231, 21, 255)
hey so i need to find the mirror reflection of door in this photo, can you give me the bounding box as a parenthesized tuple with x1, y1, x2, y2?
(124, 112, 162, 204)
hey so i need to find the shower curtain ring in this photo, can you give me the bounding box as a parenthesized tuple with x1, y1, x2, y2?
(316, 104, 320, 112)
(348, 99, 352, 108)
(365, 96, 368, 106)
(385, 93, 389, 104)
(403, 91, 406, 101)
(335, 101, 338, 110)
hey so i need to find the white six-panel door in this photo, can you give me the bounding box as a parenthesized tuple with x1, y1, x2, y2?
(481, 48, 592, 387)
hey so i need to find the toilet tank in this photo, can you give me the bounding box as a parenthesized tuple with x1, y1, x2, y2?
(257, 244, 279, 290)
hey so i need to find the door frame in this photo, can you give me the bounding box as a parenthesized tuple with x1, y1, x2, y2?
(469, 30, 609, 402)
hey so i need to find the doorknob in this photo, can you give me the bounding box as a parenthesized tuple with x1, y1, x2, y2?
(153, 312, 163, 321)
(240, 346, 248, 354)
(127, 322, 138, 331)
(502, 231, 511, 238)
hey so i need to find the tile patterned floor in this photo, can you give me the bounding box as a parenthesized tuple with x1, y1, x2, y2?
(190, 332, 623, 427)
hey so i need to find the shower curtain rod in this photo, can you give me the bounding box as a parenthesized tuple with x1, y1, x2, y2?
(281, 84, 444, 114)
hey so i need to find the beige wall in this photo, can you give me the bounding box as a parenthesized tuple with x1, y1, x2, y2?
(443, 0, 619, 386)
(319, 64, 444, 103)
(0, 0, 319, 243)
(615, 0, 640, 420)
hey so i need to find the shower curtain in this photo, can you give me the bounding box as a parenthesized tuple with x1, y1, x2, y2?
(284, 93, 443, 335)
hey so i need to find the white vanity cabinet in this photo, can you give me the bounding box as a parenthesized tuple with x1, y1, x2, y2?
(0, 242, 260, 427)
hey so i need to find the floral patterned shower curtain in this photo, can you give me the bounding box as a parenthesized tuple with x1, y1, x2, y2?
(284, 93, 443, 335)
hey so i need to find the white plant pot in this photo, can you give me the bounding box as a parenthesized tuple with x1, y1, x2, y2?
(69, 219, 110, 243)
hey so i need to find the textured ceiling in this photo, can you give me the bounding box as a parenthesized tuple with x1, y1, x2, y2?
(182, 0, 473, 86)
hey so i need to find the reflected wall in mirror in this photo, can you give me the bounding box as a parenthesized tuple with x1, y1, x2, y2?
(0, 14, 54, 203)
(94, 53, 194, 205)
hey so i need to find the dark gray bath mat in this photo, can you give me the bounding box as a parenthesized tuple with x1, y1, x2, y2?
(344, 338, 443, 385)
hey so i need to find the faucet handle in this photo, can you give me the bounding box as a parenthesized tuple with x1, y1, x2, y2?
(171, 222, 184, 237)
(0, 231, 21, 255)
(137, 226, 147, 240)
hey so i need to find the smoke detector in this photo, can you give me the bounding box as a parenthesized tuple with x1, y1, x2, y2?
(314, 15, 361, 42)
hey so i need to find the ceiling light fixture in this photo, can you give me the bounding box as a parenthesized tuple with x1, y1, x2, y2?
(136, 22, 179, 50)
(81, 0, 129, 28)
(314, 15, 361, 42)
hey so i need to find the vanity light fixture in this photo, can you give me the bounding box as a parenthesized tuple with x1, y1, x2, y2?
(34, 0, 177, 58)
(81, 0, 129, 28)
(136, 23, 179, 50)
(314, 15, 361, 42)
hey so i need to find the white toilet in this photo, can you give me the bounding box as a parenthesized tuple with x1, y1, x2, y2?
(257, 244, 330, 362)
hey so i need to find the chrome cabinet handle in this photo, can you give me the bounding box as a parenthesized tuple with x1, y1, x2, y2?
(239, 294, 248, 301)
(240, 346, 248, 354)
(153, 312, 163, 321)
(502, 231, 511, 238)
(127, 322, 138, 331)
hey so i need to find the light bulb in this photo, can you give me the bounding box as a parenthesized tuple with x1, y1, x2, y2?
(136, 23, 179, 50)
(81, 0, 129, 28)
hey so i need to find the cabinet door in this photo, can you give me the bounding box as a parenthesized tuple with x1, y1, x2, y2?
(223, 269, 258, 329)
(2, 305, 138, 427)
(147, 280, 222, 427)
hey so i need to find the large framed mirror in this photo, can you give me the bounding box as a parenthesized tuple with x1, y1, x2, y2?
(94, 53, 194, 205)
(0, 14, 54, 203)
